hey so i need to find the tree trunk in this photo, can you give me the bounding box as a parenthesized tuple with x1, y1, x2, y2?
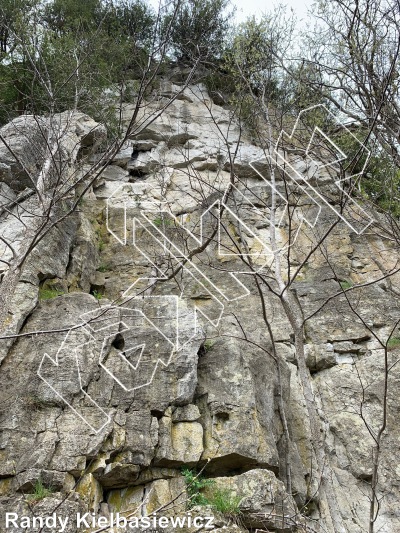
(281, 290, 346, 533)
(0, 265, 21, 332)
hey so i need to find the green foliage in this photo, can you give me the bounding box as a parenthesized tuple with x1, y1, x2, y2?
(39, 287, 65, 300)
(325, 114, 400, 218)
(153, 217, 164, 227)
(362, 162, 400, 218)
(203, 65, 236, 102)
(0, 63, 20, 123)
(286, 60, 330, 114)
(96, 223, 109, 252)
(181, 468, 214, 508)
(102, 0, 156, 47)
(98, 264, 111, 272)
(0, 0, 38, 55)
(330, 128, 368, 173)
(0, 0, 156, 123)
(181, 468, 242, 517)
(387, 337, 400, 350)
(164, 0, 233, 62)
(92, 290, 104, 300)
(152, 216, 174, 228)
(26, 479, 54, 502)
(203, 339, 215, 352)
(211, 11, 292, 137)
(227, 16, 280, 94)
(339, 280, 353, 290)
(43, 0, 102, 34)
(210, 488, 242, 516)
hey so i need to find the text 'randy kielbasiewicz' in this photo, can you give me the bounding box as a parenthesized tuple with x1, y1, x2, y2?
(5, 512, 215, 531)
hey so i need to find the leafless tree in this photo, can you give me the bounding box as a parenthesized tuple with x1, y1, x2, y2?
(0, 0, 201, 337)
(300, 0, 400, 168)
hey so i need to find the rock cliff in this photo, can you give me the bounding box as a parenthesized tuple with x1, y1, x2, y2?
(0, 82, 399, 533)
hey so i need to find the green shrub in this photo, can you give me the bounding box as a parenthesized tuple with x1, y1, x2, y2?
(164, 0, 233, 62)
(334, 129, 400, 218)
(181, 468, 214, 508)
(182, 469, 242, 517)
(339, 280, 353, 290)
(152, 217, 163, 227)
(26, 479, 53, 502)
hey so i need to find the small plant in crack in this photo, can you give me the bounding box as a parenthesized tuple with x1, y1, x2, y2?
(26, 479, 54, 502)
(181, 468, 214, 508)
(182, 468, 242, 518)
(39, 287, 65, 300)
(153, 216, 173, 228)
(98, 238, 105, 252)
(97, 263, 111, 273)
(92, 289, 104, 300)
(387, 336, 400, 350)
(203, 339, 215, 352)
(210, 488, 242, 517)
(339, 279, 353, 290)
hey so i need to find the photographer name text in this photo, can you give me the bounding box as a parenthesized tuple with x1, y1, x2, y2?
(5, 512, 215, 531)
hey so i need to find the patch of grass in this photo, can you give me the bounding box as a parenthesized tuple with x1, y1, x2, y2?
(387, 336, 400, 350)
(39, 288, 65, 300)
(182, 469, 242, 517)
(182, 468, 214, 508)
(92, 290, 104, 300)
(153, 217, 163, 227)
(26, 479, 54, 502)
(153, 216, 173, 228)
(210, 488, 242, 516)
(339, 280, 353, 290)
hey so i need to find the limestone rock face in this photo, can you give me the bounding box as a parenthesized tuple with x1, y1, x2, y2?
(0, 112, 106, 192)
(0, 115, 50, 191)
(155, 408, 204, 466)
(0, 81, 400, 533)
(206, 469, 298, 531)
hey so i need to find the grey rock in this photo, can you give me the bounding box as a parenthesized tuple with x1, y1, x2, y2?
(1, 81, 400, 533)
(172, 404, 201, 422)
(207, 469, 297, 531)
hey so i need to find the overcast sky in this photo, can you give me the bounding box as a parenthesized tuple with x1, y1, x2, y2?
(232, 0, 312, 23)
(147, 0, 314, 25)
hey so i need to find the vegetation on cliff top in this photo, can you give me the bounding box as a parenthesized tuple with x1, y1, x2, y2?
(1, 0, 399, 212)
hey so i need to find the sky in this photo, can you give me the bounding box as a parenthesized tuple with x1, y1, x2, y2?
(147, 0, 314, 25)
(232, 0, 312, 24)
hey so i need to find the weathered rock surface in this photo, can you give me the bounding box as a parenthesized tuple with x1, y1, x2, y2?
(0, 81, 399, 533)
